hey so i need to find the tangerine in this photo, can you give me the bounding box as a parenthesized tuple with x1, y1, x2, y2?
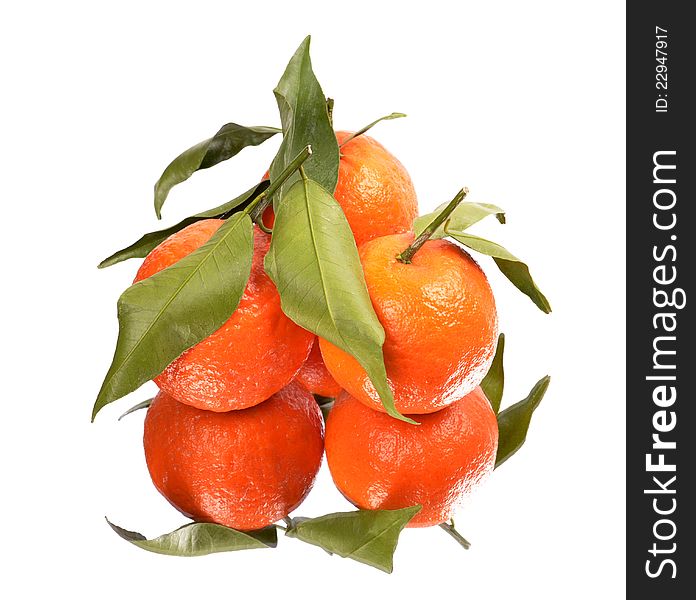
(294, 339, 342, 398)
(135, 219, 314, 412)
(320, 233, 498, 414)
(144, 382, 324, 531)
(262, 131, 418, 246)
(325, 388, 498, 527)
(334, 131, 418, 246)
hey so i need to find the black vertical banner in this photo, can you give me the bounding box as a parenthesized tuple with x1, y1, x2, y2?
(627, 2, 694, 596)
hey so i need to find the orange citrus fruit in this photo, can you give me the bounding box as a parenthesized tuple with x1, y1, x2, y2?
(294, 339, 342, 398)
(135, 219, 314, 412)
(320, 233, 498, 414)
(334, 131, 418, 246)
(262, 131, 418, 246)
(144, 382, 324, 531)
(325, 387, 498, 527)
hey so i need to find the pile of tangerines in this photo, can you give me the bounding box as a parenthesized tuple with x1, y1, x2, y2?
(94, 38, 550, 572)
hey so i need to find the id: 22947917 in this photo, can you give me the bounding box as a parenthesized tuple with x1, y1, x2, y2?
(655, 26, 668, 113)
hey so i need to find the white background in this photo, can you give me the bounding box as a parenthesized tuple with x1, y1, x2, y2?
(1, 1, 625, 598)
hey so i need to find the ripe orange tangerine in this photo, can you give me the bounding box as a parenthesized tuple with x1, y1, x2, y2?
(262, 131, 418, 246)
(144, 382, 324, 531)
(295, 339, 342, 398)
(135, 219, 313, 412)
(325, 388, 498, 527)
(320, 233, 498, 414)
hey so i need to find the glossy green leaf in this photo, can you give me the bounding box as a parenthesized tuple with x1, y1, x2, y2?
(314, 395, 335, 420)
(285, 506, 420, 573)
(444, 230, 551, 313)
(117, 397, 153, 421)
(448, 203, 506, 228)
(413, 201, 506, 238)
(92, 213, 254, 420)
(99, 181, 269, 268)
(339, 112, 407, 147)
(107, 519, 277, 556)
(481, 333, 505, 413)
(496, 375, 550, 468)
(269, 36, 339, 200)
(264, 178, 413, 424)
(154, 124, 280, 218)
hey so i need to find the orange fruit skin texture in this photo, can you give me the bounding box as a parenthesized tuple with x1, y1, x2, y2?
(325, 388, 498, 527)
(320, 233, 498, 415)
(134, 219, 314, 412)
(295, 338, 342, 398)
(144, 382, 325, 531)
(261, 130, 418, 246)
(335, 130, 418, 247)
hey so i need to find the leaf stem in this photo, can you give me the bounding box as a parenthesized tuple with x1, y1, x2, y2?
(256, 219, 273, 234)
(339, 112, 407, 147)
(326, 97, 335, 129)
(117, 397, 153, 421)
(396, 187, 469, 264)
(247, 145, 312, 223)
(438, 520, 471, 549)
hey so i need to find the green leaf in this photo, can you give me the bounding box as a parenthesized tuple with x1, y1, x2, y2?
(92, 213, 254, 420)
(313, 395, 335, 406)
(496, 375, 550, 468)
(338, 112, 407, 147)
(448, 202, 506, 228)
(481, 333, 505, 413)
(107, 519, 277, 556)
(314, 395, 335, 420)
(269, 36, 339, 200)
(285, 506, 420, 573)
(99, 181, 269, 268)
(117, 397, 153, 421)
(154, 124, 280, 218)
(444, 230, 551, 313)
(264, 178, 413, 424)
(413, 201, 506, 238)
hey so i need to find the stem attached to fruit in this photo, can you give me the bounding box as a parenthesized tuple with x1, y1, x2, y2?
(396, 187, 469, 264)
(339, 112, 407, 147)
(247, 145, 313, 226)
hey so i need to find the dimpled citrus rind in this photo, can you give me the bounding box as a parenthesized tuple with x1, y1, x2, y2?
(144, 382, 325, 531)
(262, 133, 418, 248)
(320, 233, 498, 414)
(325, 388, 498, 527)
(295, 338, 343, 398)
(335, 131, 418, 247)
(134, 220, 314, 411)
